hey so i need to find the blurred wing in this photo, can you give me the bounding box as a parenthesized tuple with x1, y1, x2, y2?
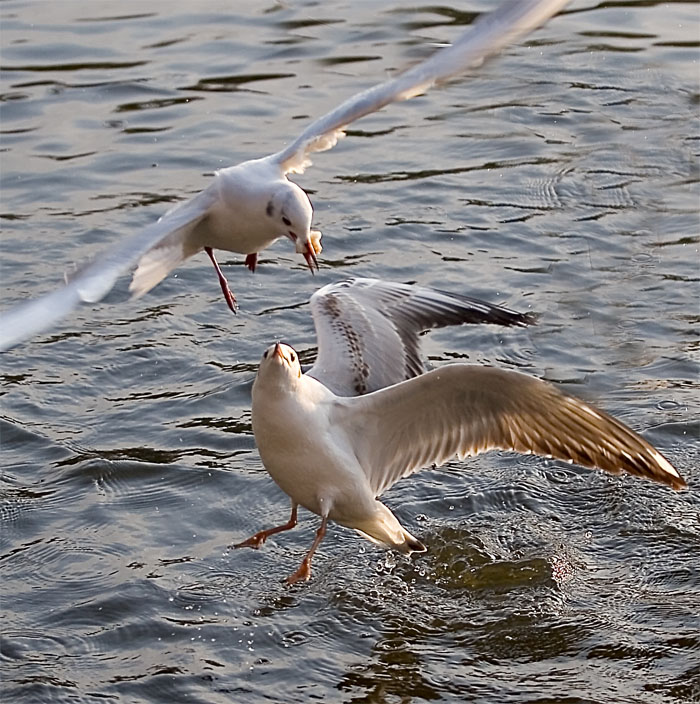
(0, 186, 216, 352)
(306, 277, 534, 395)
(271, 0, 569, 174)
(334, 364, 685, 495)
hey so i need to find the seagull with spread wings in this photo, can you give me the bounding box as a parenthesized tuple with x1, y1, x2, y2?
(236, 279, 685, 584)
(302, 277, 535, 395)
(0, 0, 569, 352)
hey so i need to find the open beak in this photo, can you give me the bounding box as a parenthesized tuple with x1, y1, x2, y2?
(287, 230, 321, 274)
(288, 231, 317, 273)
(300, 229, 322, 274)
(303, 247, 318, 274)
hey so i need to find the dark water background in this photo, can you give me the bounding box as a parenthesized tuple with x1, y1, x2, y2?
(1, 1, 699, 702)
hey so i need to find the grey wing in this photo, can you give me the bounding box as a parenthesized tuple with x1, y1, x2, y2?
(271, 0, 569, 174)
(305, 277, 534, 396)
(334, 364, 685, 496)
(0, 186, 216, 352)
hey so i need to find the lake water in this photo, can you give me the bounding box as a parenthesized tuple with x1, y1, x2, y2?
(1, 1, 699, 702)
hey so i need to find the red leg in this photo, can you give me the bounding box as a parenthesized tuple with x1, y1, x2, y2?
(286, 515, 329, 585)
(245, 252, 258, 273)
(234, 504, 298, 550)
(204, 246, 237, 313)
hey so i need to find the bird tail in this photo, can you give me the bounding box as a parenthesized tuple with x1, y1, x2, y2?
(354, 502, 427, 554)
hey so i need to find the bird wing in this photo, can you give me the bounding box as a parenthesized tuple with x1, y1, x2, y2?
(0, 186, 216, 352)
(271, 0, 569, 175)
(306, 277, 534, 396)
(332, 364, 685, 495)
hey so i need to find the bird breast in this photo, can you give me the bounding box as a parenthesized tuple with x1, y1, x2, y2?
(252, 385, 372, 518)
(196, 165, 282, 254)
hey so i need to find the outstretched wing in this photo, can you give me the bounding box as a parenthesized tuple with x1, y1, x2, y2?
(0, 187, 216, 352)
(306, 277, 534, 396)
(272, 0, 569, 174)
(334, 364, 685, 495)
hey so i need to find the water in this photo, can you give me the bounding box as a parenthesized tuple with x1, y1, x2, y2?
(1, 1, 698, 702)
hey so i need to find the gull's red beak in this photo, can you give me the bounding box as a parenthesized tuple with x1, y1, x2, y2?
(274, 342, 284, 360)
(290, 229, 321, 274)
(303, 246, 318, 274)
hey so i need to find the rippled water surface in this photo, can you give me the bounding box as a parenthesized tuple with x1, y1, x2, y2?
(1, 1, 699, 702)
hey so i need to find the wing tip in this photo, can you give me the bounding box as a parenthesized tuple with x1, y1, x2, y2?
(649, 448, 687, 491)
(519, 311, 540, 327)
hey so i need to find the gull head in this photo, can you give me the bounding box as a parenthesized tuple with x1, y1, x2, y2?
(256, 342, 303, 390)
(267, 182, 321, 273)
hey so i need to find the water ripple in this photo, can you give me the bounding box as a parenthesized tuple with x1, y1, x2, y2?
(1, 1, 698, 702)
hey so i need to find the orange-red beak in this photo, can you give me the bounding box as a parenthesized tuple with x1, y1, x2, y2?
(303, 246, 318, 274)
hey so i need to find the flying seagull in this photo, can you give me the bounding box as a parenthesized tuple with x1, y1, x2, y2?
(236, 282, 685, 584)
(0, 0, 569, 352)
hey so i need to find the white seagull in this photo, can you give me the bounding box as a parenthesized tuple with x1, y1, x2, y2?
(0, 0, 569, 352)
(237, 281, 686, 584)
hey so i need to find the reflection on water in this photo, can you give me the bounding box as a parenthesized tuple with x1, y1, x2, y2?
(1, 0, 699, 702)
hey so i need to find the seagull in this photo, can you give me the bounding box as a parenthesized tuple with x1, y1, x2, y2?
(0, 0, 569, 352)
(237, 282, 686, 584)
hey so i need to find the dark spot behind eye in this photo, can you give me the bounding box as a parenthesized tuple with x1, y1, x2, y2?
(266, 200, 275, 217)
(282, 216, 291, 226)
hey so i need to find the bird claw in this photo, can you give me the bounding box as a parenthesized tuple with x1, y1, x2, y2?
(285, 560, 312, 585)
(233, 534, 265, 550)
(221, 283, 238, 314)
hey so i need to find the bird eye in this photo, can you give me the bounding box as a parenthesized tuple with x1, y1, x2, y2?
(290, 352, 296, 362)
(282, 216, 292, 226)
(263, 350, 269, 359)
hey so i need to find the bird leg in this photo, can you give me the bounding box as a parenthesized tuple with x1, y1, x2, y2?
(234, 504, 298, 550)
(286, 515, 329, 586)
(204, 246, 237, 313)
(245, 252, 258, 273)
